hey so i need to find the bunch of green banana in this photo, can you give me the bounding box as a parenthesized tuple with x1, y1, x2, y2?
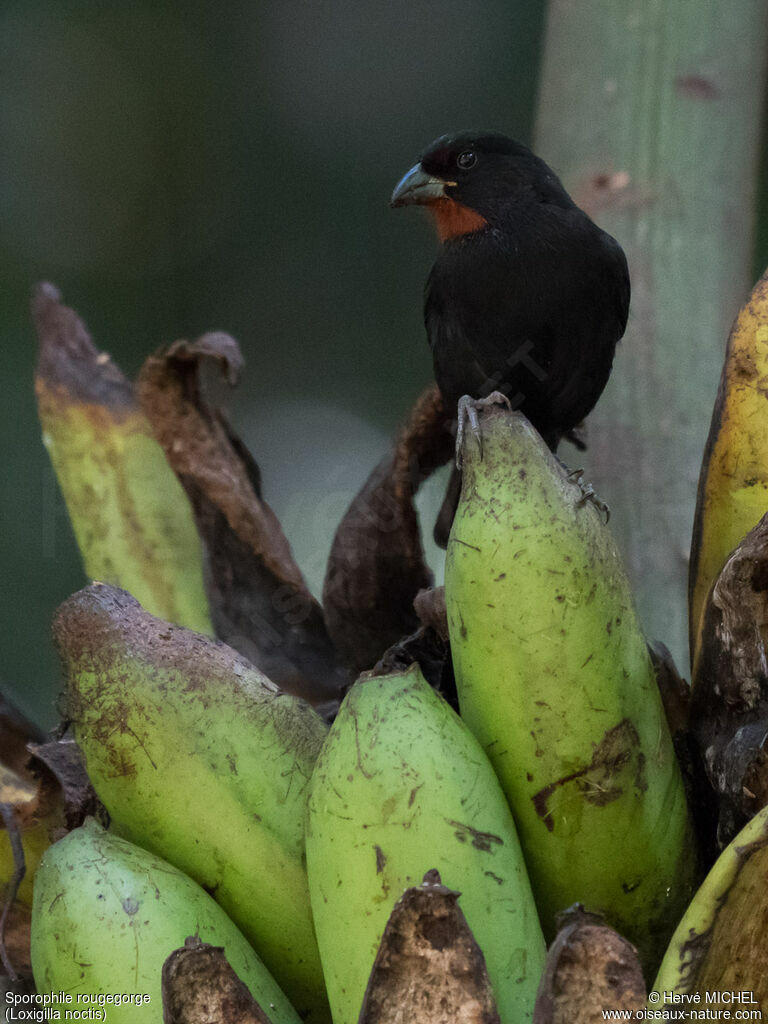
(53, 583, 330, 1023)
(305, 664, 546, 1024)
(445, 405, 696, 969)
(31, 818, 300, 1024)
(32, 282, 212, 635)
(689, 268, 768, 668)
(654, 801, 768, 1008)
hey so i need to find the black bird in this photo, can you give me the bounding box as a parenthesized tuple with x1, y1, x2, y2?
(391, 132, 629, 540)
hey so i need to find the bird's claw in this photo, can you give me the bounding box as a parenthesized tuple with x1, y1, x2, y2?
(455, 392, 512, 468)
(455, 397, 481, 468)
(567, 468, 610, 522)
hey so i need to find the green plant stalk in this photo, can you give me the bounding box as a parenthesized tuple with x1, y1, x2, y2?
(535, 0, 768, 671)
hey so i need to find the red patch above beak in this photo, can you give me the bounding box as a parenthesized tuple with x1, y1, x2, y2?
(428, 198, 488, 242)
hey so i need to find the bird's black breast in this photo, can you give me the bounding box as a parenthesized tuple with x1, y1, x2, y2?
(425, 204, 629, 448)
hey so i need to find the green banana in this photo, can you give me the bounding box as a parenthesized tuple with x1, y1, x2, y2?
(305, 664, 546, 1024)
(33, 282, 212, 634)
(445, 405, 696, 969)
(31, 818, 301, 1024)
(653, 802, 768, 1009)
(53, 583, 330, 1023)
(689, 269, 768, 667)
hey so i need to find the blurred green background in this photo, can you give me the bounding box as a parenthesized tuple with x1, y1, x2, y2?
(1, 0, 546, 726)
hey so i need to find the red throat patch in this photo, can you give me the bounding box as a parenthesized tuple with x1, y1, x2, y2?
(429, 198, 488, 241)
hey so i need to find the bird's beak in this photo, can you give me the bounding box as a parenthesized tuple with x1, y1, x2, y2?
(390, 164, 452, 207)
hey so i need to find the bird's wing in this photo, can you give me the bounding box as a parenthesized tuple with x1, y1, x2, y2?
(526, 208, 630, 427)
(424, 263, 505, 409)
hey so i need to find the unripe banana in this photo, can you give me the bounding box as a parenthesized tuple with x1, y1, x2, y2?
(689, 269, 768, 667)
(33, 282, 212, 634)
(653, 802, 768, 1008)
(305, 665, 546, 1024)
(445, 406, 696, 969)
(53, 583, 330, 1023)
(31, 818, 301, 1024)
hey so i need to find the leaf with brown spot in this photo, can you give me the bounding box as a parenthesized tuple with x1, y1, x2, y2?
(32, 283, 213, 635)
(690, 512, 768, 847)
(533, 905, 645, 1024)
(323, 386, 454, 674)
(358, 869, 500, 1024)
(162, 936, 274, 1024)
(137, 334, 346, 706)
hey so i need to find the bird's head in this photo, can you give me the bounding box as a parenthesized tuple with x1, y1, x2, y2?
(391, 131, 569, 242)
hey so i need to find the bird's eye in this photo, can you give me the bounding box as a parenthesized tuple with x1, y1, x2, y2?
(456, 150, 477, 170)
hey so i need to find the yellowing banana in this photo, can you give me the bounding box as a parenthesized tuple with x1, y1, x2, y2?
(689, 269, 768, 667)
(31, 818, 301, 1024)
(653, 802, 768, 1007)
(0, 765, 52, 908)
(33, 283, 212, 634)
(53, 583, 330, 1023)
(445, 406, 696, 970)
(306, 665, 546, 1024)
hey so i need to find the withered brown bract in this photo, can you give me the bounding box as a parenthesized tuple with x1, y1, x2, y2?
(138, 333, 346, 706)
(162, 937, 273, 1024)
(357, 869, 500, 1024)
(533, 906, 645, 1024)
(690, 512, 768, 848)
(323, 386, 453, 675)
